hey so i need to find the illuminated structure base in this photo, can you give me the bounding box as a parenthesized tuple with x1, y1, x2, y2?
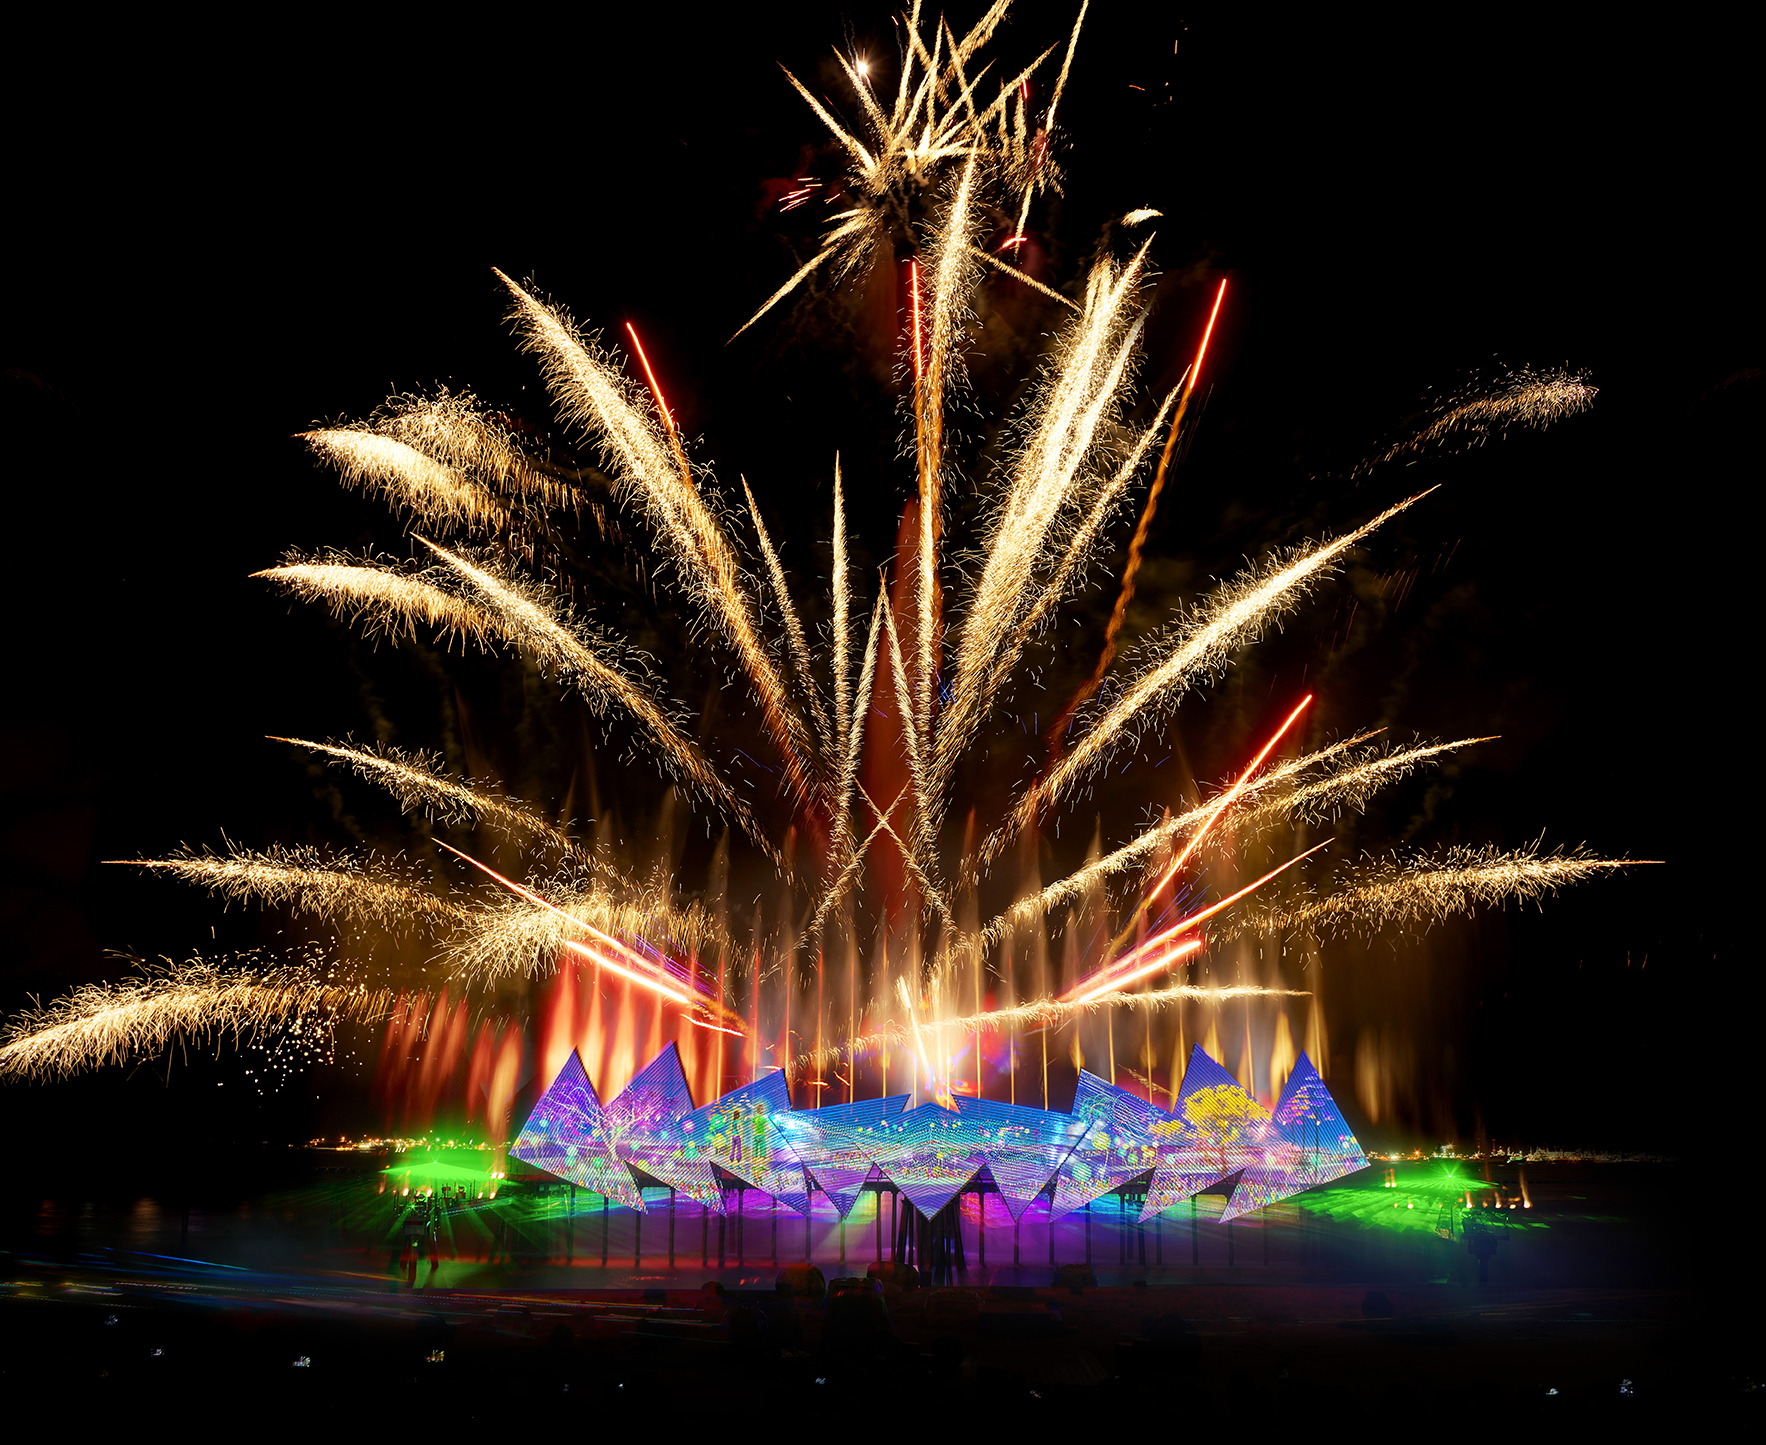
(512, 1043, 1365, 1280)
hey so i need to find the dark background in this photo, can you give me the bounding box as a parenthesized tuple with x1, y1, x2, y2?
(3, 4, 1753, 1180)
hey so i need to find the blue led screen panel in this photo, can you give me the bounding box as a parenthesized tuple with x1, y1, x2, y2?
(680, 1070, 805, 1208)
(509, 1049, 645, 1209)
(1048, 1072, 1174, 1219)
(773, 1095, 909, 1218)
(854, 1103, 989, 1219)
(955, 1096, 1092, 1220)
(1218, 1053, 1368, 1221)
(599, 1043, 718, 1210)
(1140, 1044, 1273, 1220)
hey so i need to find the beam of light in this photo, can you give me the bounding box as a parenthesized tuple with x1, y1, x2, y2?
(1188, 277, 1226, 393)
(1137, 694, 1311, 914)
(1070, 936, 1204, 1004)
(560, 938, 694, 1008)
(1076, 839, 1332, 1003)
(436, 841, 735, 1020)
(909, 257, 924, 380)
(686, 1015, 747, 1038)
(624, 321, 679, 442)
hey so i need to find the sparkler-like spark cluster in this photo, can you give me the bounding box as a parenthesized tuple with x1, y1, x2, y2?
(0, 953, 390, 1081)
(7, 4, 1638, 1124)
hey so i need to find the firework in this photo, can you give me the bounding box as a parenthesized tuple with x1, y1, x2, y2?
(8, 5, 1627, 1116)
(1353, 367, 1598, 477)
(439, 883, 732, 987)
(0, 955, 391, 1081)
(298, 427, 505, 532)
(498, 272, 818, 812)
(986, 489, 1436, 866)
(1221, 843, 1656, 940)
(271, 736, 581, 856)
(114, 844, 468, 932)
(978, 731, 1483, 946)
(254, 553, 499, 646)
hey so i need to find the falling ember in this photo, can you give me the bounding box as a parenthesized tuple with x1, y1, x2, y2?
(1, 4, 1634, 1150)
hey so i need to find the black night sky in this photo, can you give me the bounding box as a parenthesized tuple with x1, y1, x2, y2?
(4, 4, 1753, 1180)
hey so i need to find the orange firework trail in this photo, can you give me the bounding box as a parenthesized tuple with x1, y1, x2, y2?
(437, 842, 736, 1024)
(624, 320, 690, 479)
(1071, 839, 1331, 1005)
(1146, 694, 1310, 897)
(1050, 277, 1229, 748)
(1111, 693, 1312, 952)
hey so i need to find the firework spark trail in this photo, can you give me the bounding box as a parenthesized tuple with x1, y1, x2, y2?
(299, 429, 504, 532)
(796, 979, 1309, 1073)
(270, 737, 581, 856)
(440, 887, 733, 987)
(935, 246, 1153, 805)
(915, 149, 982, 740)
(740, 3, 1048, 340)
(987, 490, 1435, 865)
(116, 846, 468, 931)
(372, 389, 569, 507)
(855, 783, 959, 939)
(1353, 368, 1598, 477)
(831, 458, 853, 755)
(947, 393, 1180, 806)
(744, 478, 831, 751)
(434, 841, 719, 1002)
(966, 245, 1080, 309)
(983, 734, 1486, 947)
(1230, 735, 1497, 834)
(496, 272, 816, 809)
(1010, 0, 1087, 243)
(254, 555, 500, 647)
(1077, 839, 1331, 1002)
(0, 957, 393, 1081)
(1051, 278, 1227, 747)
(807, 783, 906, 943)
(1108, 693, 1315, 954)
(978, 730, 1386, 946)
(824, 593, 886, 889)
(1219, 844, 1654, 940)
(414, 537, 773, 860)
(881, 596, 940, 879)
(1071, 935, 1205, 1003)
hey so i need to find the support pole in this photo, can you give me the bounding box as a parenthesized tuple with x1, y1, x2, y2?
(668, 1188, 676, 1267)
(1191, 1195, 1199, 1267)
(601, 1193, 609, 1267)
(875, 1189, 883, 1264)
(635, 1200, 642, 1269)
